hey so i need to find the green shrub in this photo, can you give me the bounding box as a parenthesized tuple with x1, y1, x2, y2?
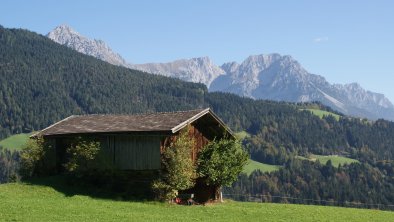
(152, 128, 196, 201)
(63, 137, 100, 174)
(151, 180, 178, 201)
(20, 136, 52, 177)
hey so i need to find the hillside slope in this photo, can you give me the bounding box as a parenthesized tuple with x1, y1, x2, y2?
(1, 181, 393, 222)
(0, 133, 31, 151)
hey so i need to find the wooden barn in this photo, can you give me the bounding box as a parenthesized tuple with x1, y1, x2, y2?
(33, 108, 234, 201)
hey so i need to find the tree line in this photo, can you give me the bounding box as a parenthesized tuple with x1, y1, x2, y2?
(225, 159, 394, 210)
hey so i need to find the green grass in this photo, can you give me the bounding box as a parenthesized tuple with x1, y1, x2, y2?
(301, 109, 341, 121)
(297, 154, 359, 167)
(310, 154, 359, 167)
(234, 131, 250, 140)
(0, 133, 32, 151)
(0, 181, 393, 222)
(243, 159, 280, 175)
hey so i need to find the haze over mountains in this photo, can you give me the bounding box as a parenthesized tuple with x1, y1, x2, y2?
(47, 25, 394, 121)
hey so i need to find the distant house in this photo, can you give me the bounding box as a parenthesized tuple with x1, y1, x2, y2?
(33, 108, 234, 201)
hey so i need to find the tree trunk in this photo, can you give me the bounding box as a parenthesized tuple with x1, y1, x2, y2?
(214, 186, 223, 202)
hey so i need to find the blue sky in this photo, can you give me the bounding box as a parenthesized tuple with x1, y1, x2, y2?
(2, 0, 394, 102)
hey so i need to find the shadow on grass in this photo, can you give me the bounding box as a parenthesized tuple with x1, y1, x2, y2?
(24, 173, 156, 202)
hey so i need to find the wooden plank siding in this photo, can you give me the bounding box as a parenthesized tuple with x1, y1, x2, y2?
(113, 135, 161, 170)
(99, 135, 162, 170)
(189, 125, 209, 162)
(53, 135, 162, 171)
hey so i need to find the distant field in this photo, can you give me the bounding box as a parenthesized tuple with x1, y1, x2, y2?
(0, 133, 32, 151)
(0, 180, 393, 222)
(243, 159, 280, 175)
(310, 154, 359, 167)
(301, 109, 341, 121)
(297, 154, 359, 167)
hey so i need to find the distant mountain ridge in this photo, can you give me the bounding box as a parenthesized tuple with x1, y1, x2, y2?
(47, 25, 128, 67)
(131, 57, 225, 87)
(211, 54, 394, 120)
(46, 25, 394, 121)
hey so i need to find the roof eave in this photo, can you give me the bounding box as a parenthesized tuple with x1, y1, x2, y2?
(30, 115, 76, 138)
(38, 130, 174, 137)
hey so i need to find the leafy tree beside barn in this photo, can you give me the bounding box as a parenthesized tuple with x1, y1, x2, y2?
(153, 129, 248, 203)
(198, 139, 248, 201)
(152, 128, 197, 201)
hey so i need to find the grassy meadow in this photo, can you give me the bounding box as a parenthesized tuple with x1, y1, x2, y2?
(0, 180, 393, 222)
(0, 133, 32, 151)
(310, 154, 359, 167)
(243, 159, 280, 175)
(301, 108, 341, 121)
(297, 154, 359, 167)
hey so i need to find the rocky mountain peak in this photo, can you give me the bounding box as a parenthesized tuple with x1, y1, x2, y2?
(47, 24, 83, 45)
(193, 56, 211, 64)
(47, 25, 128, 67)
(211, 54, 394, 120)
(345, 82, 363, 90)
(241, 54, 282, 70)
(50, 24, 77, 35)
(221, 62, 240, 73)
(132, 56, 225, 87)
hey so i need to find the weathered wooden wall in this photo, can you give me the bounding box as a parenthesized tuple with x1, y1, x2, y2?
(101, 135, 162, 170)
(53, 134, 162, 171)
(189, 125, 209, 162)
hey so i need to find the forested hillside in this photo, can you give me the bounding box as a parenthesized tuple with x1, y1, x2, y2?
(0, 26, 206, 138)
(1, 26, 394, 208)
(207, 93, 394, 161)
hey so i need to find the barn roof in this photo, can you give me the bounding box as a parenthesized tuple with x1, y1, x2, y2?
(33, 108, 233, 137)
